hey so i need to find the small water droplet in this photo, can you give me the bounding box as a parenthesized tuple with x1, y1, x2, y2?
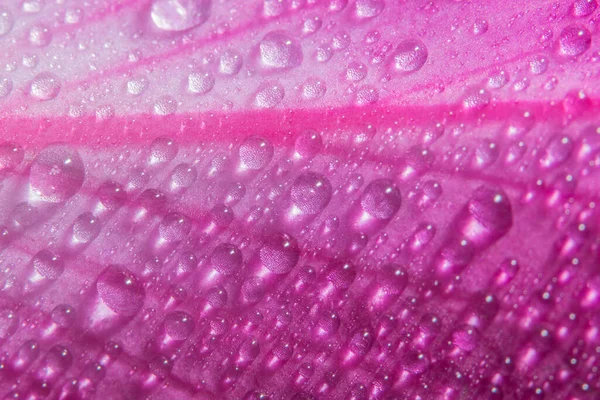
(29, 144, 85, 203)
(150, 0, 210, 31)
(30, 72, 61, 101)
(260, 31, 303, 69)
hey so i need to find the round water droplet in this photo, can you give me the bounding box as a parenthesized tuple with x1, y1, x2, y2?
(393, 39, 428, 72)
(158, 213, 191, 242)
(29, 144, 85, 203)
(452, 325, 481, 352)
(557, 25, 591, 56)
(0, 309, 18, 339)
(529, 55, 549, 75)
(360, 179, 402, 220)
(355, 0, 385, 18)
(168, 163, 197, 191)
(466, 186, 513, 238)
(51, 304, 76, 327)
(355, 85, 378, 106)
(239, 136, 273, 171)
(303, 16, 322, 35)
(473, 140, 499, 169)
(30, 72, 61, 101)
(126, 76, 149, 96)
(0, 9, 13, 37)
(259, 233, 299, 274)
(163, 311, 194, 340)
(32, 249, 64, 280)
(35, 345, 72, 383)
(290, 172, 332, 215)
(332, 31, 351, 50)
(210, 243, 243, 275)
(293, 130, 322, 161)
(462, 87, 490, 110)
(218, 50, 243, 75)
(96, 266, 145, 316)
(187, 71, 215, 94)
(22, 0, 44, 13)
(487, 70, 509, 89)
(0, 143, 24, 171)
(255, 83, 285, 108)
(28, 24, 51, 47)
(150, 0, 210, 32)
(260, 31, 303, 69)
(346, 61, 367, 81)
(149, 137, 178, 165)
(301, 77, 327, 100)
(539, 135, 573, 169)
(65, 7, 84, 24)
(572, 0, 597, 17)
(97, 181, 127, 211)
(326, 261, 356, 289)
(0, 75, 12, 98)
(154, 95, 177, 115)
(472, 19, 488, 35)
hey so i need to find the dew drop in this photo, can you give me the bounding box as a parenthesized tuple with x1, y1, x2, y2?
(355, 85, 378, 106)
(539, 135, 573, 169)
(360, 179, 402, 220)
(332, 31, 351, 50)
(290, 172, 332, 215)
(301, 77, 327, 100)
(0, 143, 24, 171)
(0, 76, 12, 98)
(187, 71, 215, 95)
(29, 144, 85, 203)
(355, 0, 385, 18)
(218, 50, 243, 75)
(557, 25, 591, 57)
(30, 72, 61, 101)
(154, 96, 177, 115)
(32, 249, 64, 280)
(346, 61, 368, 81)
(158, 213, 191, 242)
(71, 212, 100, 244)
(150, 0, 210, 32)
(126, 76, 149, 96)
(393, 39, 428, 73)
(163, 311, 194, 341)
(149, 137, 178, 165)
(465, 186, 513, 242)
(260, 31, 303, 69)
(65, 7, 84, 24)
(35, 345, 72, 383)
(22, 0, 44, 13)
(572, 0, 597, 17)
(0, 9, 13, 37)
(462, 87, 490, 111)
(168, 163, 197, 191)
(487, 70, 509, 89)
(293, 130, 322, 161)
(259, 233, 299, 274)
(529, 55, 549, 75)
(255, 83, 285, 108)
(96, 266, 145, 316)
(239, 136, 273, 171)
(210, 243, 243, 276)
(302, 16, 322, 35)
(28, 25, 52, 47)
(51, 304, 76, 328)
(0, 309, 18, 339)
(472, 19, 488, 35)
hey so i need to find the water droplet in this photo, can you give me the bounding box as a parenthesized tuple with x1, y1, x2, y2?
(360, 179, 402, 220)
(572, 0, 597, 17)
(472, 140, 499, 169)
(22, 0, 44, 13)
(162, 311, 194, 341)
(149, 137, 178, 165)
(0, 143, 24, 171)
(462, 87, 490, 111)
(31, 249, 64, 281)
(260, 31, 303, 69)
(0, 309, 18, 339)
(259, 233, 299, 274)
(96, 181, 127, 212)
(529, 55, 549, 75)
(29, 144, 85, 203)
(210, 243, 243, 275)
(487, 70, 509, 89)
(150, 0, 210, 32)
(51, 304, 76, 327)
(28, 24, 51, 47)
(154, 95, 177, 115)
(452, 325, 481, 352)
(0, 75, 12, 98)
(35, 345, 73, 384)
(290, 172, 332, 215)
(393, 39, 428, 73)
(96, 266, 145, 316)
(187, 71, 215, 94)
(472, 19, 488, 35)
(30, 72, 61, 101)
(302, 16, 322, 35)
(332, 31, 351, 50)
(463, 186, 513, 245)
(64, 7, 84, 24)
(346, 61, 368, 81)
(355, 85, 378, 105)
(301, 77, 327, 100)
(539, 135, 573, 169)
(158, 213, 191, 242)
(168, 163, 197, 192)
(126, 76, 149, 96)
(255, 82, 285, 108)
(0, 9, 14, 37)
(355, 0, 385, 18)
(557, 25, 591, 56)
(218, 50, 243, 75)
(238, 136, 273, 171)
(293, 130, 322, 161)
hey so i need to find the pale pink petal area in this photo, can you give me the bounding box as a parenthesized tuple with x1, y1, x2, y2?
(0, 0, 599, 399)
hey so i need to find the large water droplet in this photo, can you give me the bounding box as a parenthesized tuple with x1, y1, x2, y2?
(557, 25, 591, 56)
(572, 0, 597, 17)
(259, 31, 303, 69)
(290, 172, 332, 215)
(259, 233, 299, 274)
(301, 77, 327, 100)
(0, 9, 13, 37)
(218, 50, 243, 75)
(30, 72, 61, 101)
(355, 0, 385, 18)
(360, 179, 402, 220)
(393, 39, 428, 72)
(0, 143, 24, 171)
(96, 266, 145, 316)
(255, 82, 285, 108)
(29, 144, 85, 203)
(187, 71, 215, 95)
(32, 249, 64, 280)
(150, 0, 210, 31)
(210, 243, 243, 276)
(238, 136, 274, 171)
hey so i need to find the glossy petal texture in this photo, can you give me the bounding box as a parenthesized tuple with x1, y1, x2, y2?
(0, 0, 599, 399)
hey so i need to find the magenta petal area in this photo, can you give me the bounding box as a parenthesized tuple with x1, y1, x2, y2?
(0, 0, 600, 399)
